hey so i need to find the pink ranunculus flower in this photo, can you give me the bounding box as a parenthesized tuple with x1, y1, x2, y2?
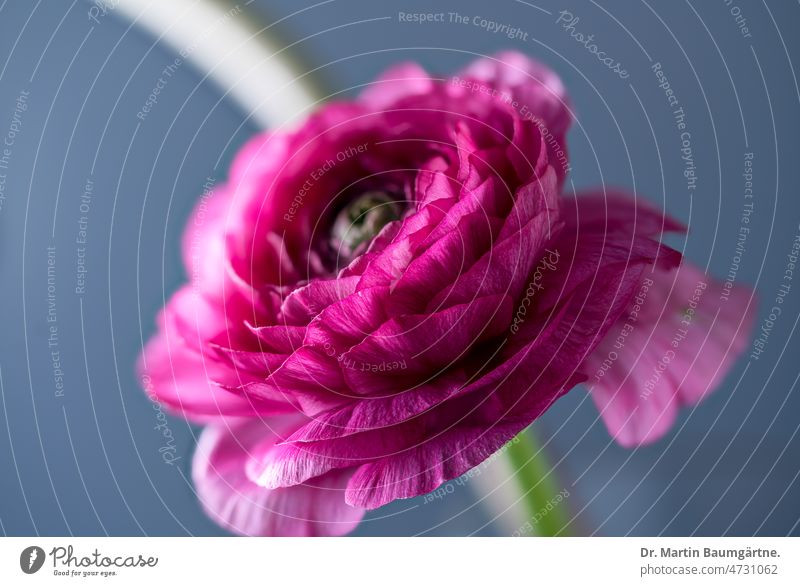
(138, 51, 755, 536)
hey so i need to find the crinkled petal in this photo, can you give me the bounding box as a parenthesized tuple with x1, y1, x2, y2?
(341, 295, 513, 394)
(458, 50, 571, 139)
(138, 328, 280, 422)
(359, 62, 433, 111)
(584, 262, 756, 447)
(193, 419, 364, 536)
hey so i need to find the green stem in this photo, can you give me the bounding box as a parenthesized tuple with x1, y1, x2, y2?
(505, 426, 572, 536)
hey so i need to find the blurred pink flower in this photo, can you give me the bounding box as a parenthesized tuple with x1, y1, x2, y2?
(138, 52, 755, 535)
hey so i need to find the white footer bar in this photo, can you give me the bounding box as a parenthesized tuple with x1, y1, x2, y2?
(1, 537, 798, 585)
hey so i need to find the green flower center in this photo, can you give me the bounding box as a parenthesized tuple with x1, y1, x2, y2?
(330, 191, 402, 262)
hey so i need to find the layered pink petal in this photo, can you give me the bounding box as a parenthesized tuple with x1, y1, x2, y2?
(458, 51, 571, 186)
(359, 62, 433, 111)
(340, 295, 513, 394)
(584, 262, 756, 447)
(138, 327, 279, 423)
(256, 253, 651, 502)
(458, 51, 571, 138)
(193, 419, 364, 536)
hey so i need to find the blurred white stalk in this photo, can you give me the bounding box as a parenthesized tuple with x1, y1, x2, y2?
(469, 445, 532, 535)
(114, 0, 322, 129)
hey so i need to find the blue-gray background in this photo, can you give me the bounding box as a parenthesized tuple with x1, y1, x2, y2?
(0, 0, 798, 536)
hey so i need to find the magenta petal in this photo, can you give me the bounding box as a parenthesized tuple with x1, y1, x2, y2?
(584, 263, 756, 447)
(304, 285, 390, 350)
(162, 287, 228, 348)
(285, 305, 574, 445)
(344, 425, 521, 509)
(193, 419, 364, 536)
(421, 177, 505, 245)
(211, 343, 288, 375)
(246, 440, 337, 490)
(415, 164, 460, 210)
(229, 347, 350, 415)
(181, 186, 234, 298)
(246, 323, 306, 354)
(528, 193, 683, 320)
(246, 430, 401, 490)
(357, 222, 436, 288)
(561, 189, 686, 237)
(268, 268, 622, 501)
(282, 373, 465, 443)
(429, 205, 557, 310)
(342, 266, 643, 508)
(341, 295, 513, 394)
(359, 62, 433, 111)
(339, 303, 590, 510)
(458, 50, 571, 138)
(138, 330, 276, 422)
(498, 167, 559, 239)
(337, 204, 683, 507)
(506, 117, 549, 186)
(280, 277, 359, 325)
(388, 212, 504, 314)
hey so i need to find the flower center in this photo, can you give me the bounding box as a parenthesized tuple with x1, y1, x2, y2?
(330, 191, 402, 263)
